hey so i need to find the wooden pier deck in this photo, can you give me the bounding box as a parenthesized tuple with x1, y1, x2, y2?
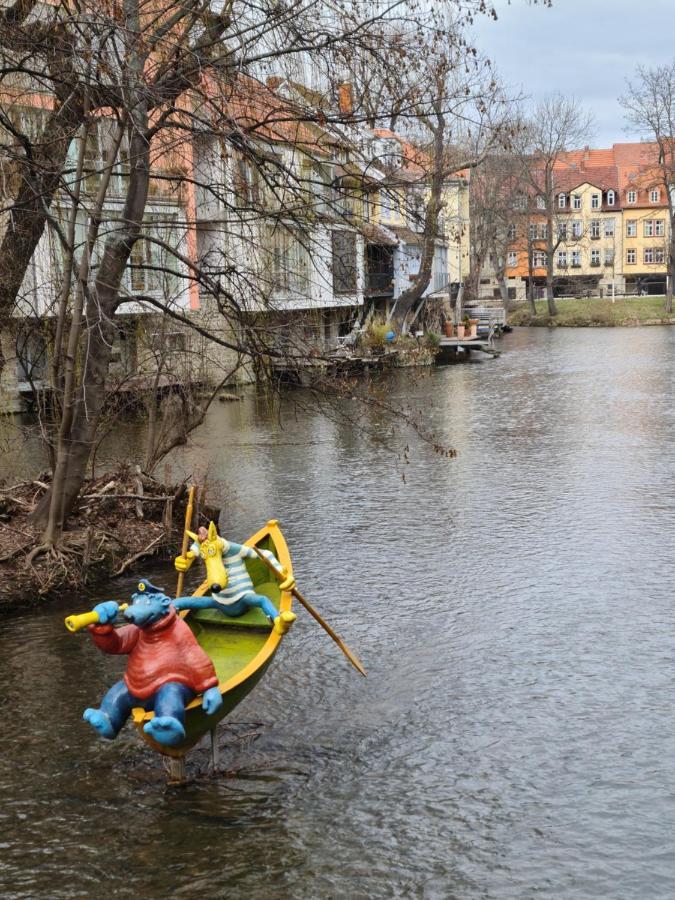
(437, 337, 501, 359)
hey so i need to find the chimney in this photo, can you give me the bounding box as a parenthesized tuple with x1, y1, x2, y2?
(338, 81, 353, 117)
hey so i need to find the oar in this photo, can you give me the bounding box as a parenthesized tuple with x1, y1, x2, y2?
(65, 603, 129, 633)
(176, 484, 196, 598)
(253, 546, 366, 677)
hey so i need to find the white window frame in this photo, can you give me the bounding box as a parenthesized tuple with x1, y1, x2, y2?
(626, 248, 636, 264)
(571, 249, 581, 267)
(558, 222, 568, 239)
(626, 220, 637, 237)
(650, 189, 660, 203)
(507, 223, 516, 241)
(538, 223, 548, 240)
(655, 247, 665, 263)
(655, 219, 665, 236)
(627, 190, 637, 204)
(591, 194, 600, 209)
(571, 220, 582, 238)
(532, 250, 547, 267)
(604, 219, 615, 237)
(590, 220, 600, 238)
(644, 220, 654, 237)
(604, 248, 614, 265)
(558, 192, 567, 209)
(572, 194, 582, 210)
(607, 190, 615, 205)
(591, 249, 600, 265)
(507, 250, 517, 267)
(644, 247, 654, 264)
(536, 195, 546, 210)
(557, 250, 567, 267)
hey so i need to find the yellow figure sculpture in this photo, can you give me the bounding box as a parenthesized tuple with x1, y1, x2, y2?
(174, 521, 296, 634)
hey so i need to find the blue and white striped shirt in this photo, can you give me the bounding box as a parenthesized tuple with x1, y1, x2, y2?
(190, 539, 281, 605)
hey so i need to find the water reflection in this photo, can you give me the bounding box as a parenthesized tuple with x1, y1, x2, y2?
(0, 327, 674, 898)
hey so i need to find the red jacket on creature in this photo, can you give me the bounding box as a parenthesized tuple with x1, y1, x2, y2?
(88, 608, 218, 699)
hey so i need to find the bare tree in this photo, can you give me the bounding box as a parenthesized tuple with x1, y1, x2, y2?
(518, 94, 594, 316)
(621, 62, 675, 313)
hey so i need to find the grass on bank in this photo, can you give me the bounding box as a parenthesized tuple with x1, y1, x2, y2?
(509, 296, 675, 327)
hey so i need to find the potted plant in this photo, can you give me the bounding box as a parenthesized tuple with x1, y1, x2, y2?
(443, 319, 454, 338)
(469, 317, 479, 338)
(456, 321, 465, 339)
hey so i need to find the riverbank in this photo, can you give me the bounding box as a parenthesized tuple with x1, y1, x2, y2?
(0, 468, 213, 614)
(510, 296, 675, 327)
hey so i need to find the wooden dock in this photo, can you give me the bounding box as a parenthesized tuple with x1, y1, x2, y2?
(437, 337, 501, 360)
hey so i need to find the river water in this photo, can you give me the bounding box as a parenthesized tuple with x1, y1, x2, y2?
(0, 327, 674, 899)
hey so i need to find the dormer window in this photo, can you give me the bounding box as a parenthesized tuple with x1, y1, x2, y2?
(558, 192, 567, 208)
(650, 188, 660, 203)
(627, 190, 637, 204)
(607, 190, 615, 205)
(536, 195, 545, 210)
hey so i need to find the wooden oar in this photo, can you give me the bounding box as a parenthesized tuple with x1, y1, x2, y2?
(253, 546, 366, 677)
(176, 485, 196, 598)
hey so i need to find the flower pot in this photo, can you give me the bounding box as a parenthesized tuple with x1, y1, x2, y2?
(469, 322, 478, 338)
(456, 324, 465, 339)
(443, 321, 454, 338)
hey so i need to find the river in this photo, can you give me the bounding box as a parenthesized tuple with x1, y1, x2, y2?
(0, 326, 673, 899)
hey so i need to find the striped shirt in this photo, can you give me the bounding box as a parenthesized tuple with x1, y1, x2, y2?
(190, 539, 281, 605)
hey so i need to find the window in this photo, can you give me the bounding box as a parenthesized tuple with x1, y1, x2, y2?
(557, 250, 567, 267)
(604, 248, 615, 265)
(331, 231, 357, 294)
(269, 228, 310, 294)
(558, 192, 567, 208)
(591, 249, 600, 266)
(655, 247, 666, 263)
(234, 156, 261, 208)
(572, 194, 582, 210)
(536, 195, 546, 210)
(626, 220, 637, 237)
(571, 249, 581, 267)
(627, 190, 637, 204)
(644, 247, 654, 264)
(529, 223, 537, 240)
(532, 250, 547, 267)
(507, 223, 517, 240)
(604, 219, 615, 237)
(655, 219, 665, 236)
(513, 195, 527, 211)
(507, 251, 517, 267)
(129, 214, 180, 296)
(571, 220, 582, 238)
(591, 194, 600, 209)
(558, 222, 568, 239)
(607, 190, 615, 205)
(626, 248, 636, 264)
(590, 220, 600, 239)
(650, 189, 660, 203)
(644, 220, 655, 237)
(538, 223, 548, 240)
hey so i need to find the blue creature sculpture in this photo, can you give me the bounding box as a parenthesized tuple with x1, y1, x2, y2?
(82, 579, 223, 747)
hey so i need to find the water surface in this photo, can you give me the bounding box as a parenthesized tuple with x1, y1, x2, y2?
(1, 327, 674, 898)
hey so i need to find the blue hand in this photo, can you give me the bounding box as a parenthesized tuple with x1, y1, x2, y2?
(202, 686, 222, 715)
(93, 601, 119, 626)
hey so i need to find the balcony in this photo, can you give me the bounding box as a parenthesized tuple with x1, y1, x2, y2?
(366, 271, 394, 296)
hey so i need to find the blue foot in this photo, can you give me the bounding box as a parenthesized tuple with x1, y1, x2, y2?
(83, 708, 116, 740)
(143, 715, 186, 747)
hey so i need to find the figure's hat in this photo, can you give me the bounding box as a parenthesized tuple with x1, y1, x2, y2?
(135, 578, 164, 594)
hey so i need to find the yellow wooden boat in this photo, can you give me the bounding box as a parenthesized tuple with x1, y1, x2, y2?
(132, 518, 293, 759)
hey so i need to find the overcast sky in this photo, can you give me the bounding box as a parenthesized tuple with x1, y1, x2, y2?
(469, 0, 675, 148)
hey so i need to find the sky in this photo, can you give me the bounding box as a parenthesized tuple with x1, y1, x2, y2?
(469, 0, 675, 148)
